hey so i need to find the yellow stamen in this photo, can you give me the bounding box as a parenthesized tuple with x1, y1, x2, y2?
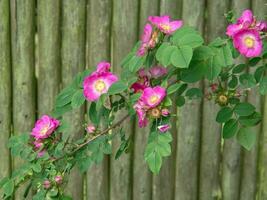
(244, 36, 255, 48)
(40, 125, 49, 135)
(161, 24, 171, 31)
(94, 80, 106, 92)
(149, 95, 159, 105)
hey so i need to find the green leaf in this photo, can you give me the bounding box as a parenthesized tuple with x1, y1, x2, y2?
(172, 33, 203, 48)
(216, 107, 233, 123)
(108, 81, 128, 95)
(55, 86, 76, 107)
(180, 61, 207, 83)
(176, 96, 185, 107)
(259, 76, 267, 95)
(71, 89, 85, 108)
(237, 127, 256, 150)
(222, 119, 238, 139)
(234, 102, 255, 116)
(185, 88, 203, 99)
(239, 74, 256, 88)
(171, 46, 193, 68)
(233, 64, 246, 74)
(254, 66, 265, 83)
(88, 102, 100, 125)
(128, 55, 146, 72)
(156, 43, 170, 62)
(3, 179, 14, 197)
(228, 75, 238, 89)
(167, 83, 182, 95)
(145, 151, 162, 174)
(248, 57, 261, 66)
(239, 112, 262, 126)
(161, 45, 177, 66)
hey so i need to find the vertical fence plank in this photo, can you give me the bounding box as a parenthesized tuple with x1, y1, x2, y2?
(220, 4, 242, 200)
(0, 0, 11, 182)
(152, 3, 183, 200)
(10, 0, 36, 199)
(132, 1, 159, 200)
(86, 0, 112, 199)
(37, 0, 61, 115)
(110, 0, 139, 200)
(255, 0, 267, 198)
(234, 1, 261, 200)
(200, 1, 229, 199)
(173, 1, 204, 200)
(61, 1, 87, 199)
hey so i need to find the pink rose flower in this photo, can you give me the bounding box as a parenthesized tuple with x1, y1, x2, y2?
(31, 115, 60, 140)
(256, 21, 267, 32)
(137, 24, 159, 56)
(158, 124, 170, 133)
(133, 101, 149, 128)
(140, 86, 166, 108)
(149, 66, 167, 79)
(131, 68, 150, 93)
(86, 124, 96, 133)
(83, 61, 118, 101)
(148, 15, 183, 35)
(226, 10, 254, 37)
(233, 29, 262, 57)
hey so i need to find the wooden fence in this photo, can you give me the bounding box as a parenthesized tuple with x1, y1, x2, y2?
(0, 0, 267, 199)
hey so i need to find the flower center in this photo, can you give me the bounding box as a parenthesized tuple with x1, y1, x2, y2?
(244, 36, 255, 48)
(150, 108, 161, 118)
(40, 125, 49, 135)
(149, 95, 159, 105)
(94, 80, 106, 92)
(161, 24, 171, 31)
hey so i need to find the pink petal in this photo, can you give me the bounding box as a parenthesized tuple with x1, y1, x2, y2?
(237, 9, 254, 27)
(141, 24, 153, 43)
(96, 61, 111, 74)
(226, 24, 242, 37)
(169, 20, 183, 32)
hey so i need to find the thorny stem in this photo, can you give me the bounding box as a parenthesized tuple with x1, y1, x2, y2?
(52, 114, 130, 162)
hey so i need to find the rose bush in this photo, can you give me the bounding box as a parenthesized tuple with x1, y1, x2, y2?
(0, 10, 267, 199)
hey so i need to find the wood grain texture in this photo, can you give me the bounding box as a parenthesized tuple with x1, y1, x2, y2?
(152, 3, 182, 200)
(86, 0, 112, 199)
(0, 0, 11, 182)
(200, 1, 229, 199)
(172, 1, 204, 200)
(110, 0, 139, 200)
(255, 1, 267, 199)
(61, 1, 87, 199)
(220, 2, 250, 200)
(132, 1, 159, 200)
(10, 0, 36, 199)
(37, 0, 61, 115)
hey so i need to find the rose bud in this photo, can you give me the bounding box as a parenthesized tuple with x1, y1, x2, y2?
(86, 124, 96, 134)
(161, 108, 170, 117)
(55, 175, 63, 184)
(43, 180, 51, 189)
(158, 124, 170, 133)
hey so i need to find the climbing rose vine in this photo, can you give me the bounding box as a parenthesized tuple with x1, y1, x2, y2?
(1, 10, 267, 199)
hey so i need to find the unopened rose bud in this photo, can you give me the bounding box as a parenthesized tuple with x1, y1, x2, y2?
(37, 150, 46, 158)
(210, 83, 218, 92)
(158, 124, 170, 133)
(43, 180, 51, 189)
(55, 175, 63, 184)
(161, 108, 170, 117)
(86, 124, 96, 134)
(33, 140, 43, 149)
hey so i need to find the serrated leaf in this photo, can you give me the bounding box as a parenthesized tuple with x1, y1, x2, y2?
(171, 46, 193, 68)
(222, 119, 238, 138)
(237, 127, 256, 150)
(71, 89, 85, 108)
(216, 107, 233, 123)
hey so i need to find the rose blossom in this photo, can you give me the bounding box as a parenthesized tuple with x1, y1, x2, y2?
(83, 61, 118, 101)
(55, 175, 63, 184)
(148, 15, 183, 35)
(161, 108, 170, 117)
(43, 180, 51, 189)
(140, 86, 166, 108)
(31, 115, 60, 140)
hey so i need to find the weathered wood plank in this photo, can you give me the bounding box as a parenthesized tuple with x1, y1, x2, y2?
(10, 0, 36, 199)
(61, 1, 87, 199)
(200, 1, 229, 199)
(220, 3, 250, 200)
(110, 1, 139, 200)
(152, 3, 182, 200)
(37, 0, 61, 115)
(0, 0, 11, 183)
(174, 1, 204, 200)
(254, 0, 267, 198)
(132, 1, 159, 200)
(86, 0, 112, 199)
